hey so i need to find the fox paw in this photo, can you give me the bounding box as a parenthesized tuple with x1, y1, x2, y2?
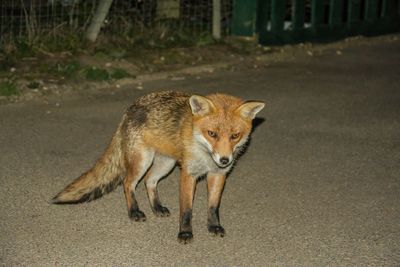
(178, 231, 193, 244)
(129, 209, 146, 222)
(153, 205, 170, 217)
(208, 225, 225, 237)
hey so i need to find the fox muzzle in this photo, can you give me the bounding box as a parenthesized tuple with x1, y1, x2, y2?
(212, 153, 233, 168)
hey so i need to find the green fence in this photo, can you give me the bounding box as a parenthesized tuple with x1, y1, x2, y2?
(232, 0, 400, 45)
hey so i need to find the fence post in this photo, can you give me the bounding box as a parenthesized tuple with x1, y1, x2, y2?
(399, 0, 400, 15)
(381, 0, 398, 17)
(258, 0, 284, 44)
(311, 0, 325, 40)
(292, 0, 305, 31)
(271, 0, 285, 32)
(212, 0, 221, 39)
(311, 0, 324, 27)
(231, 0, 258, 36)
(365, 0, 378, 21)
(257, 0, 271, 44)
(86, 0, 114, 42)
(347, 0, 362, 31)
(329, 0, 344, 27)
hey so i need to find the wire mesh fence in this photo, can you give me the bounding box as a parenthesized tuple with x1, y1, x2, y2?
(0, 0, 233, 46)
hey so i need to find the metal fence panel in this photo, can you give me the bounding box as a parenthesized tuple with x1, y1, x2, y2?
(0, 0, 233, 45)
(232, 0, 400, 45)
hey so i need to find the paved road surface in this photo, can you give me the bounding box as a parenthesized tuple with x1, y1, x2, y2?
(1, 39, 399, 266)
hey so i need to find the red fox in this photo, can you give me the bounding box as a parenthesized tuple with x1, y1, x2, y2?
(53, 90, 265, 243)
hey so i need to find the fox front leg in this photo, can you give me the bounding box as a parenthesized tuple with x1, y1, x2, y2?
(178, 169, 196, 244)
(206, 173, 226, 237)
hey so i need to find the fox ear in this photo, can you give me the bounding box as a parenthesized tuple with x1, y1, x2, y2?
(237, 101, 265, 120)
(189, 95, 215, 116)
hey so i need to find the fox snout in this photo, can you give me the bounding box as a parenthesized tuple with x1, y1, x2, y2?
(212, 153, 233, 168)
(220, 157, 230, 165)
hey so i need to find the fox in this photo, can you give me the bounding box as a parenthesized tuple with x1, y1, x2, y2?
(52, 90, 265, 243)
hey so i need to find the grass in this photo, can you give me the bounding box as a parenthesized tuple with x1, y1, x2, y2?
(44, 61, 131, 81)
(0, 23, 239, 96)
(0, 81, 18, 96)
(84, 67, 110, 81)
(0, 57, 16, 72)
(84, 67, 132, 81)
(109, 68, 131, 80)
(53, 61, 81, 78)
(1, 22, 217, 60)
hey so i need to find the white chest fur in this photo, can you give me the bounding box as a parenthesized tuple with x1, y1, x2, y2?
(186, 143, 232, 178)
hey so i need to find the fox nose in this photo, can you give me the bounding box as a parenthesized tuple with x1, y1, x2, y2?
(219, 157, 230, 165)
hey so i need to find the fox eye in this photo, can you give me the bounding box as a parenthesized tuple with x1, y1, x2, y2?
(230, 133, 240, 140)
(208, 130, 218, 138)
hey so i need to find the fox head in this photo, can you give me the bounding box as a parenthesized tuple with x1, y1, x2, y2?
(189, 93, 265, 168)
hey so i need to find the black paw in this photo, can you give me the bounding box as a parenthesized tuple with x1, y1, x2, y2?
(129, 209, 146, 222)
(208, 225, 225, 237)
(178, 231, 193, 244)
(153, 205, 170, 217)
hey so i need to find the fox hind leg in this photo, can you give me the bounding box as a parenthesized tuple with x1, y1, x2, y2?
(144, 154, 176, 217)
(123, 148, 154, 221)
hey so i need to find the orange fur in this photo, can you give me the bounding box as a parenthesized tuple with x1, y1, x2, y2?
(52, 90, 264, 243)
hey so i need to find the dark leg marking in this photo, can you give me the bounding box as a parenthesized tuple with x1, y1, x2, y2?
(207, 207, 225, 237)
(129, 208, 146, 222)
(178, 209, 193, 244)
(152, 199, 170, 217)
(128, 192, 146, 222)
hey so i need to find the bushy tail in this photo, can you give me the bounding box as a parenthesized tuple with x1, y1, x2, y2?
(52, 131, 125, 204)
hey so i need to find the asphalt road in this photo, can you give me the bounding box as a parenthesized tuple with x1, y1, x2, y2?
(1, 38, 400, 266)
